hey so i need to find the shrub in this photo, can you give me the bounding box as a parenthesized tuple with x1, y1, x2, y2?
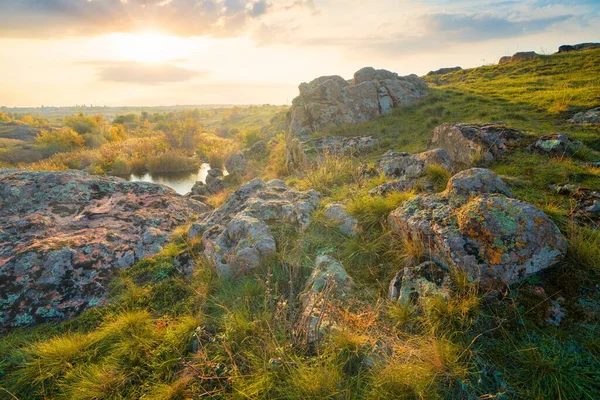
(36, 127, 85, 155)
(146, 152, 199, 173)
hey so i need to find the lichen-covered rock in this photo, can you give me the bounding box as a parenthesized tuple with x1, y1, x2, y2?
(528, 133, 584, 157)
(296, 255, 353, 344)
(189, 180, 210, 196)
(388, 262, 451, 305)
(568, 108, 600, 125)
(188, 178, 319, 276)
(225, 151, 248, 176)
(0, 169, 210, 328)
(427, 67, 462, 76)
(429, 123, 522, 166)
(388, 168, 567, 287)
(286, 67, 428, 169)
(205, 173, 225, 194)
(378, 149, 452, 179)
(323, 203, 359, 236)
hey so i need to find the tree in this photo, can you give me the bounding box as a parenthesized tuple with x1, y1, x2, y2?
(164, 118, 201, 149)
(65, 113, 102, 135)
(36, 128, 85, 155)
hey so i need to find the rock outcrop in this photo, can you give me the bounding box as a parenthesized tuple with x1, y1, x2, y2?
(528, 133, 584, 157)
(558, 43, 600, 53)
(188, 179, 319, 276)
(498, 51, 539, 64)
(0, 170, 209, 328)
(568, 108, 600, 125)
(296, 255, 353, 344)
(388, 168, 567, 288)
(427, 67, 462, 76)
(286, 67, 428, 169)
(428, 123, 522, 167)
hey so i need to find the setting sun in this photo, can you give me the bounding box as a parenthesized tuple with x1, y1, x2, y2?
(111, 32, 190, 63)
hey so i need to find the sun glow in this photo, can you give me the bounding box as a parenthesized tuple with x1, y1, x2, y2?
(110, 32, 190, 63)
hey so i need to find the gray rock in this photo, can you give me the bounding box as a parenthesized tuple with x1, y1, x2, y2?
(247, 140, 267, 159)
(296, 255, 353, 344)
(188, 178, 319, 276)
(286, 67, 428, 169)
(568, 108, 600, 125)
(429, 123, 522, 166)
(528, 133, 584, 157)
(446, 168, 512, 198)
(190, 181, 210, 196)
(389, 262, 451, 305)
(323, 203, 359, 236)
(378, 148, 452, 179)
(206, 176, 225, 194)
(225, 152, 248, 176)
(558, 43, 600, 53)
(388, 169, 567, 288)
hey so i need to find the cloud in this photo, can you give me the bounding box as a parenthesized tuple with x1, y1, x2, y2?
(88, 61, 203, 84)
(423, 12, 573, 41)
(0, 0, 272, 38)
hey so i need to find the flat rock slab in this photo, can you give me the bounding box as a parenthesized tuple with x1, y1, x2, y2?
(0, 169, 209, 328)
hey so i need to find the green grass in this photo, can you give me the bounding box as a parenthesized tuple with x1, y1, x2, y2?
(2, 49, 600, 400)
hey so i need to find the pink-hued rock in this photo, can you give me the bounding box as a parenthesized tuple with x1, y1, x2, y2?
(0, 169, 210, 328)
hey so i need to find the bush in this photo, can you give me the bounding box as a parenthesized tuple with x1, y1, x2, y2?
(146, 152, 199, 173)
(36, 128, 85, 155)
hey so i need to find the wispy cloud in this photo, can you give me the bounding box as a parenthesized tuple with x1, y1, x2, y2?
(0, 0, 271, 38)
(83, 61, 204, 85)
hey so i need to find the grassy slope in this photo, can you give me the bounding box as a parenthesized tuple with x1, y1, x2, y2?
(1, 50, 600, 400)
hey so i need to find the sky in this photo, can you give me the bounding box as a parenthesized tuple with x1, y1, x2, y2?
(0, 0, 598, 107)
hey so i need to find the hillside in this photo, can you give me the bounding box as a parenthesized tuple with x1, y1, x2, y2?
(1, 49, 599, 400)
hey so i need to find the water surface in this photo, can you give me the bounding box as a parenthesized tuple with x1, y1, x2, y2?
(125, 163, 214, 195)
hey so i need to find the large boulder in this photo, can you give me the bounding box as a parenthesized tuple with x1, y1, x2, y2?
(286, 67, 428, 169)
(568, 108, 600, 125)
(0, 170, 210, 328)
(428, 123, 522, 167)
(188, 179, 319, 276)
(388, 168, 567, 288)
